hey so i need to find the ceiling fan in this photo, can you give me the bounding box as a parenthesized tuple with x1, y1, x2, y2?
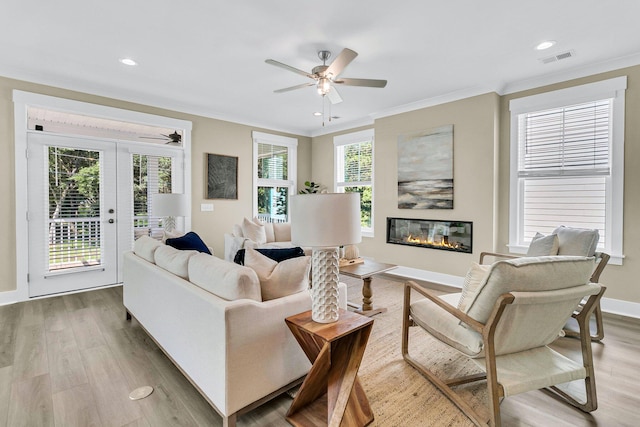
(139, 131, 182, 145)
(265, 48, 387, 104)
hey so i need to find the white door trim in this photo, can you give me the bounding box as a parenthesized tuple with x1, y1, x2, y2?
(13, 90, 192, 301)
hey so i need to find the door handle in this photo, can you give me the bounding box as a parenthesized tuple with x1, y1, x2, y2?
(108, 219, 115, 224)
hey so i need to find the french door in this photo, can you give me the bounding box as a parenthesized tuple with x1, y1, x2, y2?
(27, 133, 118, 297)
(26, 133, 186, 297)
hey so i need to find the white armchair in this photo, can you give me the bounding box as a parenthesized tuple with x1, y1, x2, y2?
(402, 256, 605, 426)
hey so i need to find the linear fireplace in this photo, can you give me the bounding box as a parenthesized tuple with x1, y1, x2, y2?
(386, 217, 472, 253)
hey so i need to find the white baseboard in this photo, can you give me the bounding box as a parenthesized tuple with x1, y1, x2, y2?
(383, 265, 640, 320)
(601, 297, 640, 319)
(0, 290, 19, 306)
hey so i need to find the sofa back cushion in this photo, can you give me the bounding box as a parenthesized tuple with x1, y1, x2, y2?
(241, 217, 267, 245)
(243, 247, 310, 301)
(133, 236, 162, 263)
(465, 256, 594, 324)
(273, 222, 291, 242)
(154, 244, 198, 280)
(188, 253, 262, 301)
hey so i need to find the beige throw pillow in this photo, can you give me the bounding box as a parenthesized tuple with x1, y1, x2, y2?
(241, 217, 267, 245)
(457, 262, 491, 312)
(253, 216, 276, 243)
(244, 247, 310, 301)
(526, 232, 559, 256)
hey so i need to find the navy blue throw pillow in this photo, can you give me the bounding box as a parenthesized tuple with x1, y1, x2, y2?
(234, 247, 305, 265)
(166, 231, 211, 255)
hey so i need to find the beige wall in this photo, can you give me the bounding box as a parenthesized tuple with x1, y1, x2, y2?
(498, 65, 640, 304)
(0, 76, 311, 294)
(312, 93, 500, 277)
(1, 63, 639, 306)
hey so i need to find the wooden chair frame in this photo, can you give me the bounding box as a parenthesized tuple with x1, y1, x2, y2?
(401, 280, 605, 426)
(479, 251, 610, 341)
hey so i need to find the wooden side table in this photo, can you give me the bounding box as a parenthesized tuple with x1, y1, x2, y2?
(340, 260, 397, 316)
(285, 309, 374, 427)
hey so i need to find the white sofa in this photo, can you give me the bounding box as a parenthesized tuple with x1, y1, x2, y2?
(123, 236, 347, 427)
(224, 217, 297, 262)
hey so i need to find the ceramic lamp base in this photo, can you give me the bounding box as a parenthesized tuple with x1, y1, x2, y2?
(310, 247, 340, 323)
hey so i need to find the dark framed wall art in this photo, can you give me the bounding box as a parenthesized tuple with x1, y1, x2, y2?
(206, 153, 238, 199)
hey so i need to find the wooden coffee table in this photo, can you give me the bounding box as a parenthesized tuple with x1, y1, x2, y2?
(340, 260, 397, 316)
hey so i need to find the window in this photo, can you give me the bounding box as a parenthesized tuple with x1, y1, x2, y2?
(509, 77, 626, 264)
(334, 129, 374, 237)
(252, 131, 297, 223)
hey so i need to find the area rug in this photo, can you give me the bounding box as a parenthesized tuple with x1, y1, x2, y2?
(345, 276, 485, 426)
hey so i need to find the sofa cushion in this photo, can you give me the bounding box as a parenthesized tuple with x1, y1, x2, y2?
(457, 262, 491, 312)
(154, 244, 198, 280)
(273, 222, 291, 242)
(241, 217, 267, 245)
(233, 246, 305, 266)
(244, 247, 310, 301)
(188, 253, 262, 301)
(166, 231, 211, 254)
(552, 226, 599, 257)
(526, 232, 559, 256)
(133, 236, 162, 263)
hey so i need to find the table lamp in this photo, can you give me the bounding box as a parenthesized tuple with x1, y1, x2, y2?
(152, 193, 188, 233)
(291, 193, 361, 323)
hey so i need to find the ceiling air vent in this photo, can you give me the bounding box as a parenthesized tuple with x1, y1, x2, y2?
(540, 50, 575, 64)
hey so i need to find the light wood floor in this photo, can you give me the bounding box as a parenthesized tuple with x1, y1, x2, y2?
(1, 279, 639, 426)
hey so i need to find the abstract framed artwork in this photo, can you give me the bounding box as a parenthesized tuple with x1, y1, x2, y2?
(397, 125, 454, 209)
(206, 153, 238, 199)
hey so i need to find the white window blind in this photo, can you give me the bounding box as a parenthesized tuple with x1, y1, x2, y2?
(257, 142, 288, 180)
(518, 100, 611, 177)
(132, 153, 173, 241)
(337, 141, 372, 185)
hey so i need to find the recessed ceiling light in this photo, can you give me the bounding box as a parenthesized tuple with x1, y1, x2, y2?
(119, 58, 137, 66)
(535, 41, 556, 51)
(313, 112, 322, 116)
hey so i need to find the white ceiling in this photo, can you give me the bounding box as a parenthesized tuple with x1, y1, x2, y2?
(3, 1, 640, 137)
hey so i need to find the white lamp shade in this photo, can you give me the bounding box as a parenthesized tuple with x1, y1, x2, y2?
(291, 193, 362, 247)
(152, 193, 189, 217)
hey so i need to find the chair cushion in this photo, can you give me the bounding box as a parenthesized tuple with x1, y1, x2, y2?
(457, 263, 491, 312)
(154, 244, 197, 280)
(241, 217, 267, 245)
(552, 226, 599, 257)
(465, 256, 595, 324)
(411, 295, 484, 357)
(133, 236, 162, 263)
(526, 232, 559, 256)
(244, 247, 310, 301)
(188, 253, 261, 301)
(166, 231, 211, 255)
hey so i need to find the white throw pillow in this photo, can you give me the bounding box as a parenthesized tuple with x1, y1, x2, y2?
(254, 216, 276, 243)
(241, 217, 267, 245)
(552, 226, 599, 257)
(244, 247, 310, 301)
(232, 223, 243, 238)
(457, 262, 491, 312)
(526, 232, 559, 256)
(162, 229, 185, 243)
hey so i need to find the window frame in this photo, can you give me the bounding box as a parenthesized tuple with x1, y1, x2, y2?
(252, 131, 298, 221)
(508, 77, 626, 264)
(334, 129, 375, 237)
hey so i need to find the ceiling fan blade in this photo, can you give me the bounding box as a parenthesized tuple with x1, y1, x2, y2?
(265, 59, 315, 79)
(325, 48, 358, 78)
(334, 77, 387, 88)
(326, 86, 343, 104)
(274, 82, 315, 93)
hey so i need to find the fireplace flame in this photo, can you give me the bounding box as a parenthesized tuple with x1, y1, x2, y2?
(406, 234, 460, 250)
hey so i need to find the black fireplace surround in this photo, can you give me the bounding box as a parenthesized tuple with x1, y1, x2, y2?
(386, 217, 472, 254)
